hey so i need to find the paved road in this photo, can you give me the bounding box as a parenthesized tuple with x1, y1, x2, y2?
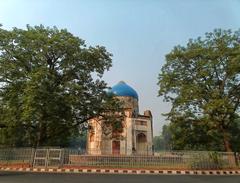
(0, 172, 240, 183)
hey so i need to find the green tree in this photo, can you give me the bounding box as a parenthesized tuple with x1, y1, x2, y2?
(153, 124, 172, 151)
(153, 136, 163, 151)
(69, 130, 87, 149)
(161, 124, 172, 150)
(0, 25, 124, 147)
(167, 114, 224, 151)
(229, 117, 240, 152)
(158, 29, 240, 152)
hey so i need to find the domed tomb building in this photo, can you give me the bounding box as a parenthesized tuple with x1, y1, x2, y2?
(87, 81, 153, 155)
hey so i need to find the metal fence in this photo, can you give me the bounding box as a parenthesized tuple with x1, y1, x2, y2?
(0, 148, 34, 166)
(0, 148, 239, 170)
(65, 150, 239, 170)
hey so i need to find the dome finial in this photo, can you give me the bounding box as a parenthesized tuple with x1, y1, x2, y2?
(118, 81, 126, 84)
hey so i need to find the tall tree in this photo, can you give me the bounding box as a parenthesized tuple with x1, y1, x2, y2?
(0, 25, 123, 147)
(158, 29, 240, 152)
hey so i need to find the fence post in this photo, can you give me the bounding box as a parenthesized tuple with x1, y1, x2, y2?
(234, 152, 239, 168)
(60, 148, 64, 168)
(30, 148, 35, 168)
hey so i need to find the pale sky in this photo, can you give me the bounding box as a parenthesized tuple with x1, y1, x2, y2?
(0, 0, 240, 135)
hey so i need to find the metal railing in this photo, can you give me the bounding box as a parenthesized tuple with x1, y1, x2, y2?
(0, 148, 34, 166)
(64, 149, 239, 170)
(0, 147, 239, 170)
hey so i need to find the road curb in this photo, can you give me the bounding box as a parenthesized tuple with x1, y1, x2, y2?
(1, 167, 240, 175)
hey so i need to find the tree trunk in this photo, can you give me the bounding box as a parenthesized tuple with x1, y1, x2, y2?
(223, 130, 232, 152)
(36, 121, 43, 148)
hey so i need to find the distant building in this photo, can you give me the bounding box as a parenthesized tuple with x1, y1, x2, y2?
(87, 81, 153, 155)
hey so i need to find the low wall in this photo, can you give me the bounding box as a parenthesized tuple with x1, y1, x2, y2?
(66, 152, 238, 170)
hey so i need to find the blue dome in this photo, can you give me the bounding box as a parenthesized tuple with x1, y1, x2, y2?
(109, 81, 139, 100)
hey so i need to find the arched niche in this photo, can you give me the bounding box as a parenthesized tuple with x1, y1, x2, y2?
(136, 133, 147, 155)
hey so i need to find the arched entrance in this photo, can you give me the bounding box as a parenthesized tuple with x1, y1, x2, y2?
(136, 133, 147, 155)
(112, 140, 120, 155)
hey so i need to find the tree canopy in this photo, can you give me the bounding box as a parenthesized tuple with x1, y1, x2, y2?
(0, 25, 123, 147)
(158, 29, 240, 152)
